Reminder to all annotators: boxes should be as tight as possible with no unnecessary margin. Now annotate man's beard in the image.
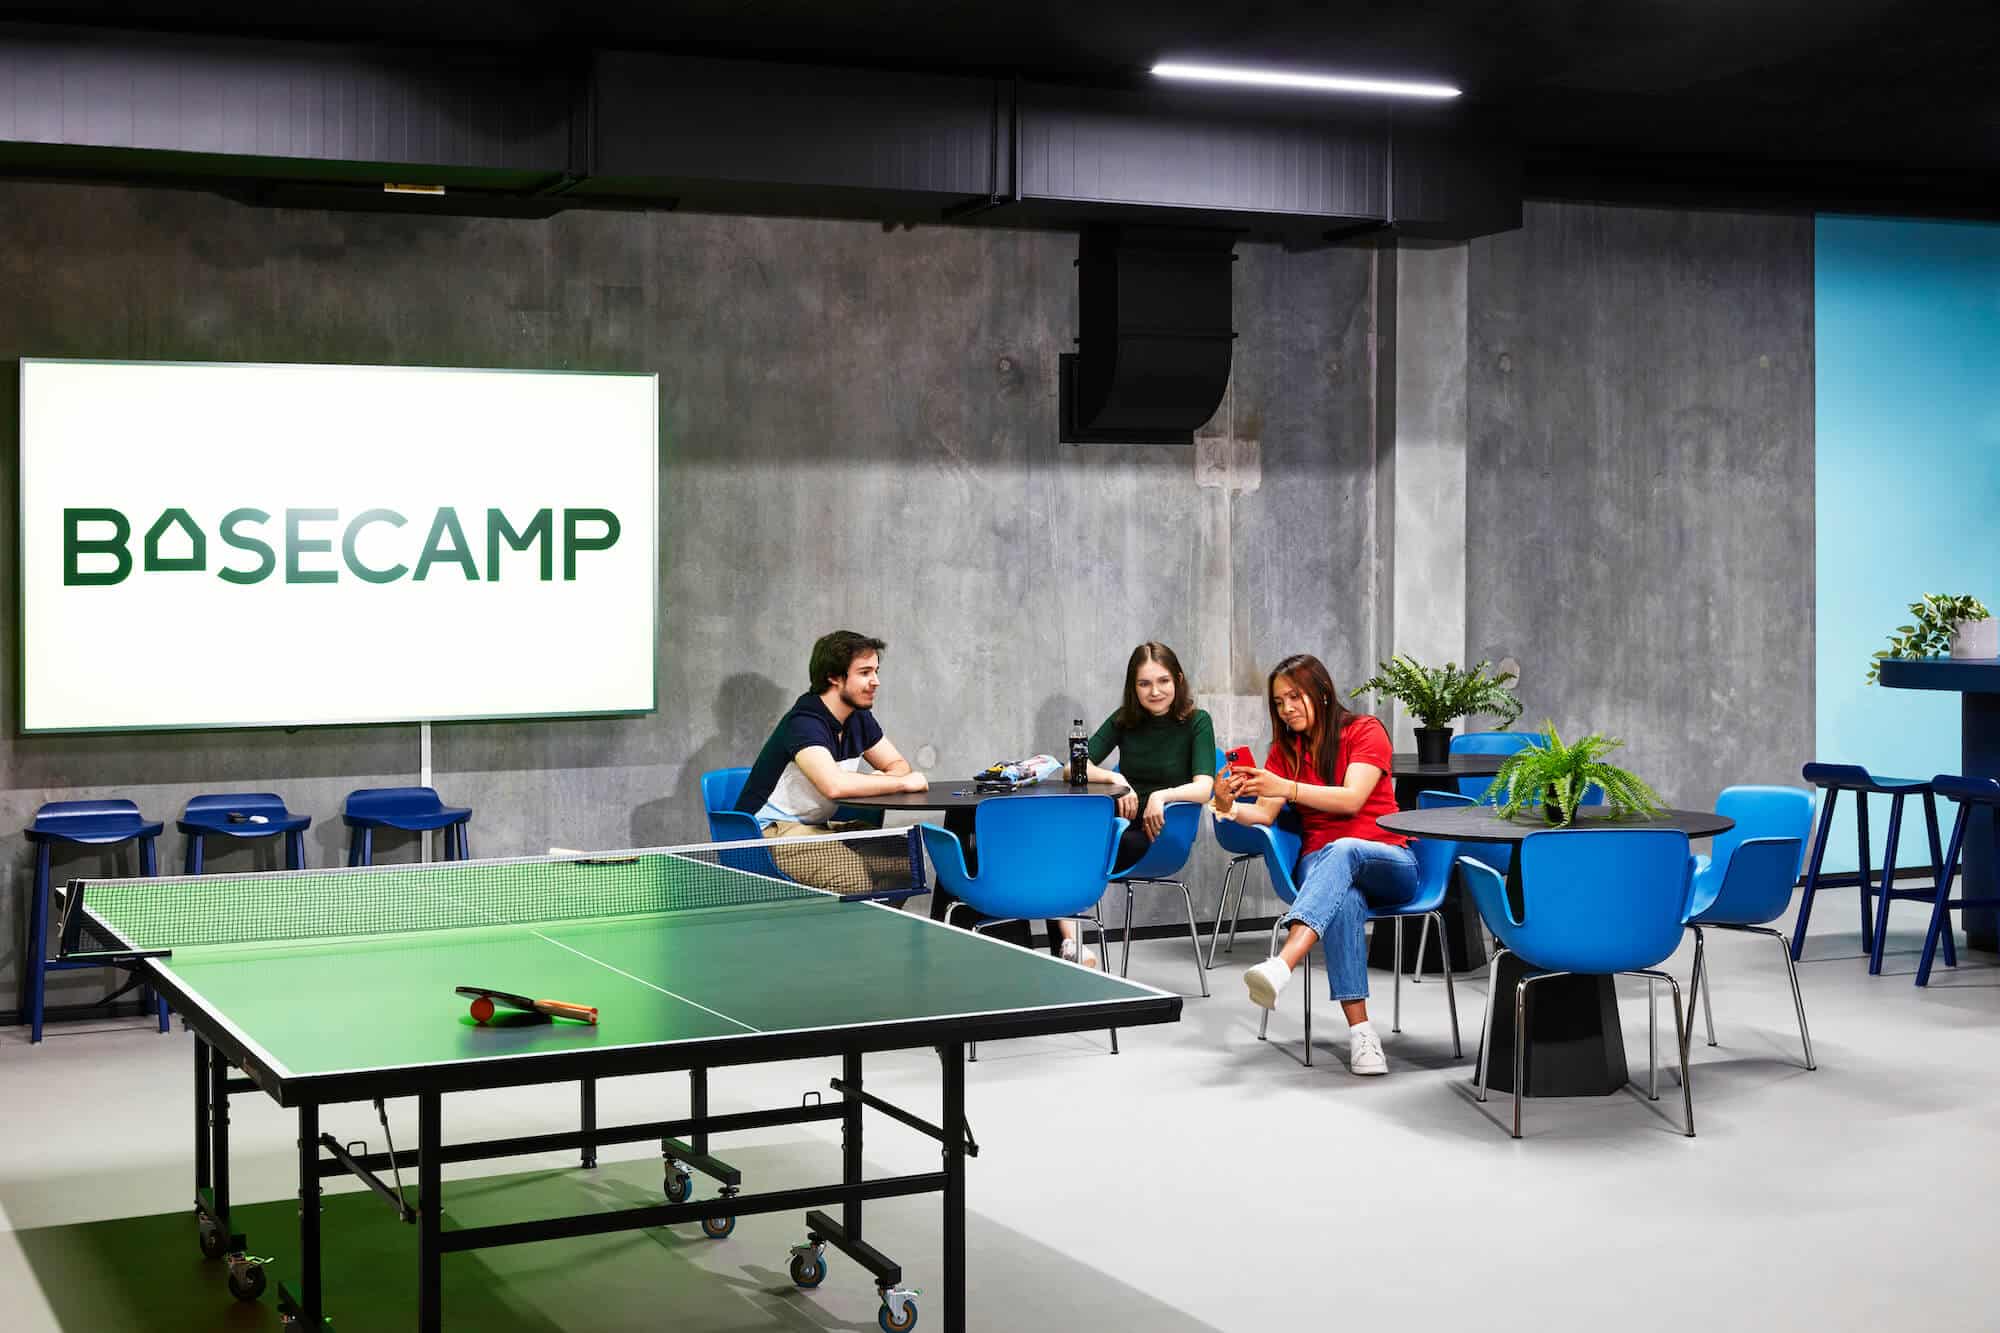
[840,684,872,710]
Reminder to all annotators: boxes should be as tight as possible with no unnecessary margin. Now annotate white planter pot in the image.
[1951,616,1999,659]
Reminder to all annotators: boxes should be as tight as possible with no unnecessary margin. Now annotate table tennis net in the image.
[63,826,927,953]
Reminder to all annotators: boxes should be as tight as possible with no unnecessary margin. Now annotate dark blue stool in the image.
[24,799,169,1043]
[1793,763,1948,974]
[1918,775,2000,986]
[178,793,311,874]
[343,786,472,865]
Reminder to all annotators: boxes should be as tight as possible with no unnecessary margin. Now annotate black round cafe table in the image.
[1373,804,1733,1098]
[1369,754,1512,973]
[839,780,1132,943]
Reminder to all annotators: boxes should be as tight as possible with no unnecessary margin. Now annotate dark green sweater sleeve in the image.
[1087,713,1120,764]
[1190,710,1217,779]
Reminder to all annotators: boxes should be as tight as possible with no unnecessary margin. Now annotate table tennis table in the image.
[57,832,1180,1332]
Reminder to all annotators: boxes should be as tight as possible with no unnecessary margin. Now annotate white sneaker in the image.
[1349,1024,1388,1076]
[1244,957,1292,1009]
[1059,937,1101,969]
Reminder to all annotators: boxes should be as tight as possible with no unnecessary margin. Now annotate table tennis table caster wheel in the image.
[197,1216,227,1259]
[226,1254,268,1302]
[664,1164,692,1203]
[787,1242,827,1288]
[700,1186,738,1239]
[877,1288,919,1332]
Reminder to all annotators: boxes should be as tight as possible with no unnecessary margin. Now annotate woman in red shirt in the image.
[1218,653,1417,1076]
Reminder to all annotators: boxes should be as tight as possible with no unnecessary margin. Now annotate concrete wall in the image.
[1,180,1383,1016]
[1465,200,1816,809]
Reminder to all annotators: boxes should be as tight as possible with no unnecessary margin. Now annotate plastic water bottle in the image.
[1068,719,1089,786]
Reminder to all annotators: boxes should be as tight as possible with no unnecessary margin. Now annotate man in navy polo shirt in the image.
[735,630,927,893]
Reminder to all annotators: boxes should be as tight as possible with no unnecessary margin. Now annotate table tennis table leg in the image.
[419,1092,443,1333]
[580,1078,597,1168]
[942,1041,966,1333]
[842,1053,863,1242]
[297,1104,323,1327]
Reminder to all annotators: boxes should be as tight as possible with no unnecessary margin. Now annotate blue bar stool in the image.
[178,793,312,874]
[1917,775,2000,986]
[24,799,168,1043]
[343,787,473,865]
[1793,763,1947,974]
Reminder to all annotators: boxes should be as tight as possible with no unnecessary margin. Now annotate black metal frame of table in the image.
[1374,805,1733,1098]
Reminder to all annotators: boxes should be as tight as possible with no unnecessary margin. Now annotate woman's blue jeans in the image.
[1276,837,1421,1002]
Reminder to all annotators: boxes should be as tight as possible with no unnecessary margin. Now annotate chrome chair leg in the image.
[1740,924,1816,1070]
[1301,949,1313,1067]
[1257,919,1282,1043]
[1695,926,1716,1046]
[1173,879,1210,997]
[1474,949,1506,1096]
[1647,977,1658,1100]
[1412,911,1431,983]
[1224,860,1249,957]
[1512,976,1531,1138]
[1391,918,1403,1033]
[1435,912,1461,1057]
[1668,974,1695,1137]
[1120,882,1138,977]
[1206,861,1235,969]
[1094,912,1120,1056]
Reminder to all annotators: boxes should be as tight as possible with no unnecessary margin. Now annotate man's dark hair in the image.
[809,631,888,693]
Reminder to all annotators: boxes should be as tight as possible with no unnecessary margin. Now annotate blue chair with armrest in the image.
[1683,785,1815,1067]
[919,794,1123,1059]
[1107,747,1219,997]
[1459,828,1698,1139]
[700,766,790,881]
[1450,731,1537,801]
[1236,791,1470,1066]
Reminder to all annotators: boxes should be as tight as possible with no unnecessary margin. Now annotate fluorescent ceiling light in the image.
[1151,61,1460,100]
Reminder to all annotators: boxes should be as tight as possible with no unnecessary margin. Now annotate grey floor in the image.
[3,892,1994,1333]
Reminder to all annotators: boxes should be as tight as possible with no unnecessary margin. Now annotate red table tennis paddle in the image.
[456,986,598,1025]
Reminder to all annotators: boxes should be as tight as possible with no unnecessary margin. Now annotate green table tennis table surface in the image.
[76,853,1176,1102]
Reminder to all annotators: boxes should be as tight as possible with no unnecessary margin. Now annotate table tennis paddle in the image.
[456,986,598,1025]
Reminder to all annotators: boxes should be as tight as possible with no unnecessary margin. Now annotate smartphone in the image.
[1225,745,1254,771]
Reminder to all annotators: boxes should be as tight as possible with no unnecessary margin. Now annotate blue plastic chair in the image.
[1460,828,1698,1138]
[699,766,790,881]
[1683,786,1815,1067]
[919,794,1124,1058]
[1451,730,1537,801]
[1228,795,1466,1067]
[1108,746,1220,997]
[342,787,472,865]
[1917,775,2000,987]
[24,799,169,1043]
[178,793,311,875]
[1792,763,1945,972]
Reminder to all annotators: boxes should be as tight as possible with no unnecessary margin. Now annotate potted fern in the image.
[1868,593,1996,682]
[1350,655,1523,765]
[1483,723,1667,827]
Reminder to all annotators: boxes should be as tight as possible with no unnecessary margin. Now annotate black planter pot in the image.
[1413,726,1453,766]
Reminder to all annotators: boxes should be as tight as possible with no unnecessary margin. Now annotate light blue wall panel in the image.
[1816,215,2000,873]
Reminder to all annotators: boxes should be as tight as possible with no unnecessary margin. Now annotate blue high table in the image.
[1877,656,2000,950]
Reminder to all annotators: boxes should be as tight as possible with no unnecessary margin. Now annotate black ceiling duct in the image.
[1060,225,1238,445]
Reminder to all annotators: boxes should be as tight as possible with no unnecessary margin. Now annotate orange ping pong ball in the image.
[470,995,495,1024]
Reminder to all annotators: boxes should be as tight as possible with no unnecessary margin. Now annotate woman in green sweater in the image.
[1054,641,1217,966]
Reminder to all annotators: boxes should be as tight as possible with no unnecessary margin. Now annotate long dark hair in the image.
[1266,653,1354,780]
[1116,642,1196,730]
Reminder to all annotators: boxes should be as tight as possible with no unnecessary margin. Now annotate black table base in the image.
[1476,957,1630,1097]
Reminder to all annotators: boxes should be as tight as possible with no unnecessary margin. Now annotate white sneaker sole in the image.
[1349,1058,1389,1076]
[1245,965,1281,1010]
